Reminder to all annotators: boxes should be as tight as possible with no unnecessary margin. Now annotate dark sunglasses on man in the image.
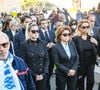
[0,42,9,48]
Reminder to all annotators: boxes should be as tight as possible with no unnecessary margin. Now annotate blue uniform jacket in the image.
[12,55,36,90]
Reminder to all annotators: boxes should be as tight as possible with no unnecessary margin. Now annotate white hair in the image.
[0,32,9,42]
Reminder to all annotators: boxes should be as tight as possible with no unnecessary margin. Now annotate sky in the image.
[0,0,99,13]
[48,0,100,10]
[48,0,73,9]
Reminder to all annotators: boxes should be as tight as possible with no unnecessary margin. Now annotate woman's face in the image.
[28,26,39,41]
[80,22,90,35]
[60,30,71,42]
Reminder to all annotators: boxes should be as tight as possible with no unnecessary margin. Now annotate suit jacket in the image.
[92,27,100,56]
[4,29,15,41]
[39,29,55,43]
[13,28,26,56]
[51,41,79,75]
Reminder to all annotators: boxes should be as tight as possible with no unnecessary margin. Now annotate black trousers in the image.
[56,72,77,90]
[77,64,95,90]
[33,74,48,90]
[98,83,100,90]
[46,51,54,90]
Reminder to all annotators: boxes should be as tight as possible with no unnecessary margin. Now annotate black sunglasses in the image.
[31,30,39,34]
[0,42,9,48]
[62,33,71,37]
[81,26,90,29]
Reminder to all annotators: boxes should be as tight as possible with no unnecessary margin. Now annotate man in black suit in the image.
[88,14,100,59]
[39,18,55,90]
[13,15,32,57]
[88,13,100,90]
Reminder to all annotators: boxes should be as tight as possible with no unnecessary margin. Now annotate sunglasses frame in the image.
[0,42,9,48]
[62,33,71,37]
[31,30,39,34]
[81,26,90,29]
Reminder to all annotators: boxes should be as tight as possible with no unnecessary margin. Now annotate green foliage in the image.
[21,0,56,10]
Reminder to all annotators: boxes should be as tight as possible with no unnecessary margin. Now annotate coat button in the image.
[32,53,34,56]
[40,58,42,60]
[33,59,35,61]
[41,52,44,55]
[40,63,42,65]
[40,68,42,71]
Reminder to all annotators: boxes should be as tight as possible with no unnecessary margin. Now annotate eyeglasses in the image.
[81,26,90,29]
[62,33,71,37]
[0,42,9,48]
[31,30,39,34]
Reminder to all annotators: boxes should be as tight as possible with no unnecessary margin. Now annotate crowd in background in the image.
[0,2,100,90]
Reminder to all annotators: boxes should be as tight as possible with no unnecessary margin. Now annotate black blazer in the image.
[39,29,55,43]
[73,36,97,65]
[92,27,100,56]
[51,41,79,75]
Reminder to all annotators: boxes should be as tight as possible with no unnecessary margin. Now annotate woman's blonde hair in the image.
[76,19,90,36]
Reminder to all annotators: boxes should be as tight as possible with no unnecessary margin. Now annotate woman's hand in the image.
[36,74,43,81]
[67,69,76,76]
[90,37,98,46]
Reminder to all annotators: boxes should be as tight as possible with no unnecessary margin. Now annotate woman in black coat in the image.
[73,19,98,90]
[20,24,49,90]
[51,26,79,90]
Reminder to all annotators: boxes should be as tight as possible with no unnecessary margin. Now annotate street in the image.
[50,65,100,90]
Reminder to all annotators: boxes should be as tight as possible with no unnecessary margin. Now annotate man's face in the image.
[88,16,95,28]
[40,20,48,29]
[23,18,32,28]
[0,37,10,60]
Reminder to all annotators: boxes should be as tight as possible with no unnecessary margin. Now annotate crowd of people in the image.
[0,2,100,90]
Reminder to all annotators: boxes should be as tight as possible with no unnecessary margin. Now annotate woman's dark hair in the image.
[69,19,78,26]
[27,23,38,32]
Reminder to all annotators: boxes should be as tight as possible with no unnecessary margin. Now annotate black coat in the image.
[51,41,79,76]
[20,39,49,77]
[92,27,100,56]
[73,36,97,75]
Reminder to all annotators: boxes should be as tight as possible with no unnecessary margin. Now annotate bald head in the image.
[0,32,9,44]
[0,32,10,60]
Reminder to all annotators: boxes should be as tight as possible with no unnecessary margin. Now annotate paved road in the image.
[50,65,100,90]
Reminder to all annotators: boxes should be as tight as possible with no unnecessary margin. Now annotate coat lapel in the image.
[58,43,70,59]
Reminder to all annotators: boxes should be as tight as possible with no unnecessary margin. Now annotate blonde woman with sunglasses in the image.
[73,19,98,90]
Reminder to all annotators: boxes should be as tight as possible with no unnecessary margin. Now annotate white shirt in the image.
[11,30,16,36]
[61,42,71,58]
[41,29,50,38]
